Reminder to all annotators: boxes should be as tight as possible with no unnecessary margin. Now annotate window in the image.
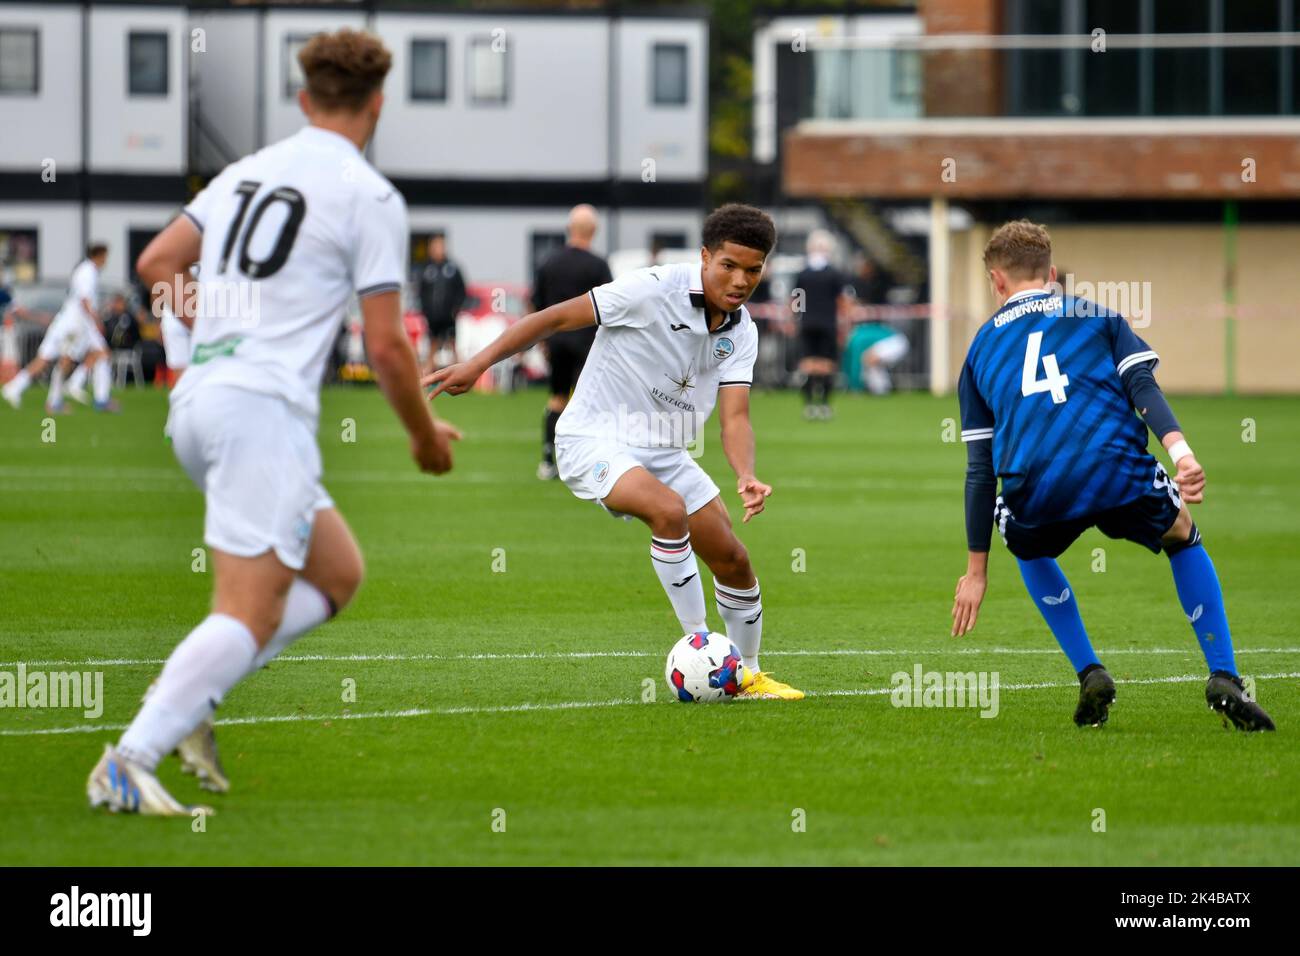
[650,231,688,256]
[652,43,687,105]
[468,36,508,105]
[530,232,566,280]
[0,29,38,94]
[411,39,448,102]
[0,227,39,283]
[284,34,313,99]
[1152,0,1211,116]
[128,31,167,96]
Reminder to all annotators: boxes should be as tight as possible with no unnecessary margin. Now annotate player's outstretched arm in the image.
[423,293,596,398]
[1122,363,1203,502]
[363,290,459,475]
[136,216,202,329]
[718,386,771,523]
[953,423,995,636]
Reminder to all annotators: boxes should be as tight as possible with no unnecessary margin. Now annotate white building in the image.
[1,1,710,291]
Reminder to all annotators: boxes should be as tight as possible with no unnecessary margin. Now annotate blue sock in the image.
[1017,557,1100,674]
[1167,538,1237,676]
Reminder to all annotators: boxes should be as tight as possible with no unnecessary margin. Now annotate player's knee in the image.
[650,492,689,537]
[711,539,751,582]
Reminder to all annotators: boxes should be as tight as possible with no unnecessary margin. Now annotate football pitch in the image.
[1,386,1297,866]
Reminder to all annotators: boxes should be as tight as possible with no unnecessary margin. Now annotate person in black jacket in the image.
[531,204,612,479]
[792,230,853,420]
[416,231,467,374]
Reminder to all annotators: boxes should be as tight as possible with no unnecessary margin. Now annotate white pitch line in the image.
[3,646,1299,669]
[3,672,1297,738]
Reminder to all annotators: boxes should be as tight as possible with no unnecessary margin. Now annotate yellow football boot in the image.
[737,669,805,700]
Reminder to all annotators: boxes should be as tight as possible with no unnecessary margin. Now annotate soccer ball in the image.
[665,631,744,703]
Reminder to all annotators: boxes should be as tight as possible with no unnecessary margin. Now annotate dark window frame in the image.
[410,37,449,103]
[0,27,39,96]
[651,41,688,107]
[127,30,169,97]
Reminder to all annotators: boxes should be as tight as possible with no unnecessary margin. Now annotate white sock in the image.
[47,364,66,407]
[865,364,891,395]
[92,359,111,403]
[5,368,30,397]
[651,533,707,634]
[67,364,88,393]
[118,614,258,769]
[248,578,334,673]
[715,579,762,672]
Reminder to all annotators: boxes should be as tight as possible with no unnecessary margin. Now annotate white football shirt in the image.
[172,125,408,421]
[57,259,99,326]
[556,262,758,449]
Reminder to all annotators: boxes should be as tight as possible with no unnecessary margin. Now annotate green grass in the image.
[1,385,1297,865]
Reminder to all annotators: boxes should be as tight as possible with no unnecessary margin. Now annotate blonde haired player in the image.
[87,29,460,815]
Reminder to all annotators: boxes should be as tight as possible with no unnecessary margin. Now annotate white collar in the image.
[1002,287,1052,306]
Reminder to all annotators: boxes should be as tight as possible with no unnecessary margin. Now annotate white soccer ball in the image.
[665,631,744,703]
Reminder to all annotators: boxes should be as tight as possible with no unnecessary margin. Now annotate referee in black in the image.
[531,204,612,479]
[793,229,853,421]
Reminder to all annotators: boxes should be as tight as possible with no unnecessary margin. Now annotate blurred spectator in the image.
[793,230,853,420]
[531,204,612,480]
[103,293,141,350]
[416,231,467,374]
[843,323,910,395]
[851,253,893,306]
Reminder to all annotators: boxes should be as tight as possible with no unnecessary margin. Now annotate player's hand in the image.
[412,420,461,474]
[422,362,480,399]
[951,572,987,637]
[737,475,772,523]
[1174,454,1205,504]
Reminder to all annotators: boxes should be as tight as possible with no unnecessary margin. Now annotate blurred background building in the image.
[3,0,1299,394]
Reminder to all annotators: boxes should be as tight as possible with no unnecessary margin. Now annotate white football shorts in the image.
[167,384,333,570]
[555,435,720,519]
[36,316,103,362]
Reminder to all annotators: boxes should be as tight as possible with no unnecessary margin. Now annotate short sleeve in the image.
[351,185,409,299]
[589,268,660,329]
[182,178,218,234]
[717,321,759,388]
[958,357,994,442]
[1111,314,1159,377]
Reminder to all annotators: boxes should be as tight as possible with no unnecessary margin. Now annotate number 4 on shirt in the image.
[1021,330,1069,405]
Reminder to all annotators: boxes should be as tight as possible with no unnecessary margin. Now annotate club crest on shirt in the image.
[713,337,734,361]
[593,461,610,483]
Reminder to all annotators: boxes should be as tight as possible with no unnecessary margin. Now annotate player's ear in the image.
[1047,264,1057,286]
[297,88,312,119]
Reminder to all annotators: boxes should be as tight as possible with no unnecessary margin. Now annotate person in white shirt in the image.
[2,244,114,412]
[427,204,803,700]
[87,29,460,816]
